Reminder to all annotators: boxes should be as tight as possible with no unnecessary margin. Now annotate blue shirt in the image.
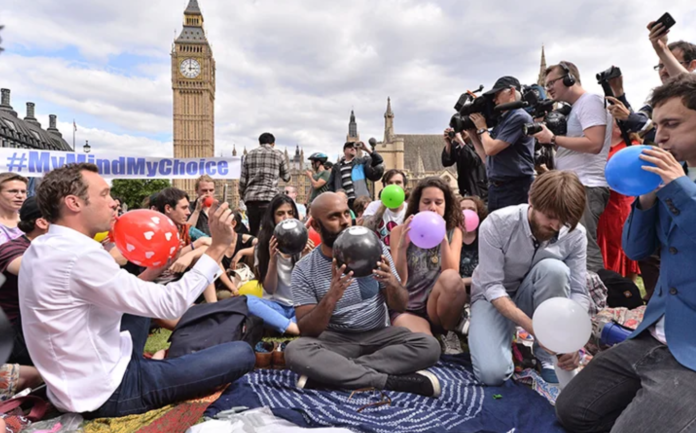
[487,109,535,181]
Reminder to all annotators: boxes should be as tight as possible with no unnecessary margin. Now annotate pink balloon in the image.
[410,211,446,249]
[463,209,480,232]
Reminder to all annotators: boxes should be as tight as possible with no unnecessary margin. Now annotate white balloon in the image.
[532,297,591,354]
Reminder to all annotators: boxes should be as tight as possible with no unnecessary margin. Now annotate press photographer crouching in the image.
[534,61,612,273]
[465,76,536,212]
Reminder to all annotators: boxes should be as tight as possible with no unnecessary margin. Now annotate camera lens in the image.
[522,123,543,136]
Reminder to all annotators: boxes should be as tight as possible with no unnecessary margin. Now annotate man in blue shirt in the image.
[556,73,696,433]
[468,76,536,212]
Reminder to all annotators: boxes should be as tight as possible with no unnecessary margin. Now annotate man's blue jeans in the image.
[86,314,255,418]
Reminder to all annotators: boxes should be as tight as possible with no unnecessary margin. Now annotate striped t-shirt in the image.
[339,160,356,199]
[292,242,399,332]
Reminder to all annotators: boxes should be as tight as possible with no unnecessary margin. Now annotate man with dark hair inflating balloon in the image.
[285,192,442,397]
[18,163,255,417]
[556,73,696,433]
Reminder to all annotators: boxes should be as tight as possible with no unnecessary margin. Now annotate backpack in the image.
[166,296,263,358]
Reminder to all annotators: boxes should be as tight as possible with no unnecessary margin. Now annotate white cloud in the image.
[2,0,696,161]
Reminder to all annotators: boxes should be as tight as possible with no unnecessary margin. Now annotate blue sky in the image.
[1,0,695,158]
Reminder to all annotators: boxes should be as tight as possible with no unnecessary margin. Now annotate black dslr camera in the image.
[596,66,622,84]
[448,86,497,136]
[520,84,570,137]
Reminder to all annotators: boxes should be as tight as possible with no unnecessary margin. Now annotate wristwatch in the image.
[550,135,557,145]
[476,128,488,136]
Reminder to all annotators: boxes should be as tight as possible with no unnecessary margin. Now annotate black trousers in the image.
[246,200,270,237]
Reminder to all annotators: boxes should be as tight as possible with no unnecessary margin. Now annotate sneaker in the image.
[539,360,559,384]
[442,331,463,355]
[454,304,471,335]
[384,371,441,398]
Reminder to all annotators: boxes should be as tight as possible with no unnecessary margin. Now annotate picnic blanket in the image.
[82,389,224,433]
[205,355,566,433]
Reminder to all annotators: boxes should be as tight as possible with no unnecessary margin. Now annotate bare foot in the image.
[152,349,167,360]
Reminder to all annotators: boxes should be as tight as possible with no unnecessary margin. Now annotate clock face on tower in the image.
[180,58,201,79]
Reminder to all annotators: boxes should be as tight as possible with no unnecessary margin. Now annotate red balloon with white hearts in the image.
[111,210,181,267]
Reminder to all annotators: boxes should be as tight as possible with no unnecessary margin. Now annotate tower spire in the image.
[537,44,547,86]
[185,0,202,15]
[384,97,394,142]
[347,109,358,142]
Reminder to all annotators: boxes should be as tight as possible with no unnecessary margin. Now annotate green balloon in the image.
[381,185,405,209]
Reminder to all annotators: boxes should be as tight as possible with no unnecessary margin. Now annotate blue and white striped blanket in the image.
[206,355,567,433]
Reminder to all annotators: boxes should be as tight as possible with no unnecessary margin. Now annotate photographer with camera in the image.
[534,62,612,273]
[327,141,383,210]
[466,76,536,213]
[441,129,488,201]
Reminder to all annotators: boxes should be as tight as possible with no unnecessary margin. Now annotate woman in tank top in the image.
[390,177,467,336]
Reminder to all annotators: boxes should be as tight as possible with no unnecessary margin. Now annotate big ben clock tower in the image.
[172,0,215,195]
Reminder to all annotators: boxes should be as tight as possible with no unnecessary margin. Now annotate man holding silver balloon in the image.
[468,170,590,386]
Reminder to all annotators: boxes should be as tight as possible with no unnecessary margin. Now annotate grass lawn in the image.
[145,329,172,354]
[144,328,296,354]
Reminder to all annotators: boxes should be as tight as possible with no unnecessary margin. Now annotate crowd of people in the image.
[1,19,695,433]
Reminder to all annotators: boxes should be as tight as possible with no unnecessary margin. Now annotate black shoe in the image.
[296,375,338,391]
[384,371,441,398]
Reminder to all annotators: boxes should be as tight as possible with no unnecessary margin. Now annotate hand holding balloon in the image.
[396,216,413,251]
[203,196,214,208]
[330,259,354,298]
[639,146,686,186]
[604,145,661,196]
[372,255,398,288]
[269,236,279,261]
[532,298,592,389]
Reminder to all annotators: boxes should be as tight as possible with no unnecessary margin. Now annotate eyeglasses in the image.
[545,76,567,90]
[654,61,689,71]
[2,189,27,196]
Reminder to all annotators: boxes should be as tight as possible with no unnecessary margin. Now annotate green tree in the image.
[110,179,171,210]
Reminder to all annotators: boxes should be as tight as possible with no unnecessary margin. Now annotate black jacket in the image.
[442,142,488,201]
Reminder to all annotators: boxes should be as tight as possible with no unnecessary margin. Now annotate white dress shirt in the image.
[18,224,221,413]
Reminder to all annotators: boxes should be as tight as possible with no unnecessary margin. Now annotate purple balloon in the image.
[410,211,446,249]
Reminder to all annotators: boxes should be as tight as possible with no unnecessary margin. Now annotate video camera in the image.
[518,85,569,137]
[448,85,497,135]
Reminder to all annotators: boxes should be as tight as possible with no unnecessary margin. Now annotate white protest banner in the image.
[0,148,241,179]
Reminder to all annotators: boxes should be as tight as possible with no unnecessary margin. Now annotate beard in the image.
[530,213,559,242]
[316,219,346,248]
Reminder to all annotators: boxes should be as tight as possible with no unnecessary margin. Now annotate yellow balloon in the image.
[238,280,263,298]
[94,231,110,242]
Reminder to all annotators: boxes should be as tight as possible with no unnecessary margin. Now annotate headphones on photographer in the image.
[559,62,577,87]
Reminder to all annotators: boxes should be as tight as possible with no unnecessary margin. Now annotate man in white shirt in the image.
[19,163,255,417]
[534,61,612,273]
